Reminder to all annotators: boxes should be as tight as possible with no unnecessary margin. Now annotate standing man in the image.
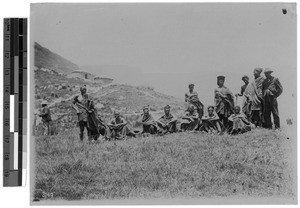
[235,75,250,117]
[262,68,283,129]
[244,67,265,127]
[214,76,235,129]
[38,100,52,136]
[185,84,204,119]
[73,85,100,141]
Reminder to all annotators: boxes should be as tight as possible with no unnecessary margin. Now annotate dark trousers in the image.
[218,114,228,130]
[263,97,280,129]
[78,120,90,140]
[250,110,263,127]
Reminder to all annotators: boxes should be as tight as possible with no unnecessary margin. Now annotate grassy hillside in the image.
[33,128,296,203]
[34,42,79,74]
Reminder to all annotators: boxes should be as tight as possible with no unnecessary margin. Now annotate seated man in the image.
[139,106,158,135]
[108,111,136,140]
[156,105,177,135]
[228,106,254,135]
[200,106,222,134]
[177,105,200,131]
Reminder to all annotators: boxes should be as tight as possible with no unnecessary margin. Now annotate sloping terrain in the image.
[34,42,79,74]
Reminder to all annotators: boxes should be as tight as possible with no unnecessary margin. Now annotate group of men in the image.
[38,67,283,140]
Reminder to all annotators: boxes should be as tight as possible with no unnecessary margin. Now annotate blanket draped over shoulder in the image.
[214,86,234,117]
[243,76,265,115]
[140,113,158,134]
[185,91,204,118]
[73,94,100,138]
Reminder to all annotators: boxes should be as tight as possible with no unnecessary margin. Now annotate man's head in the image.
[242,75,249,85]
[143,106,150,115]
[80,85,87,95]
[253,67,263,79]
[217,76,225,87]
[114,111,120,119]
[164,105,171,115]
[264,68,273,79]
[234,106,241,114]
[188,84,194,91]
[207,106,214,116]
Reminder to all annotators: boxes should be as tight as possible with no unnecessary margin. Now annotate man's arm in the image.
[275,78,283,98]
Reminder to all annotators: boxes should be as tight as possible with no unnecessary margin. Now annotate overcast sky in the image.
[31,3,297,120]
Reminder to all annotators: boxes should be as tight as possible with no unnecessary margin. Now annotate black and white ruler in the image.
[3,18,27,187]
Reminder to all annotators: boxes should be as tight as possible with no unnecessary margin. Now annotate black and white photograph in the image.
[30,3,297,204]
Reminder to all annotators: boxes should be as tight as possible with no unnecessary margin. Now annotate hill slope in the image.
[34,42,79,74]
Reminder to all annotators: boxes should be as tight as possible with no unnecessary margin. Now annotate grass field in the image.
[33,128,296,203]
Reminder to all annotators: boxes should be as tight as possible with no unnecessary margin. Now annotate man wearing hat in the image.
[139,105,158,135]
[38,100,52,136]
[262,68,283,129]
[214,76,234,129]
[73,85,100,141]
[243,67,265,127]
[185,84,204,119]
[157,105,177,135]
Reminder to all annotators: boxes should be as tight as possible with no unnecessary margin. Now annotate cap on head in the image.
[242,75,249,81]
[207,105,214,111]
[254,67,263,74]
[41,100,48,106]
[188,83,194,87]
[114,111,120,116]
[264,68,274,74]
[217,76,225,81]
[164,105,171,110]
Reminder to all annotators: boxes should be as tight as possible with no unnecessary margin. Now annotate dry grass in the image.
[33,128,296,202]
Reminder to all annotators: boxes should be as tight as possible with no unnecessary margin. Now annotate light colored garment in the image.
[214,86,234,117]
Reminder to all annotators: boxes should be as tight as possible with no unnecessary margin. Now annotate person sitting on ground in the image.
[200,106,222,134]
[228,106,254,135]
[177,105,200,132]
[107,111,136,140]
[139,106,158,135]
[157,105,177,135]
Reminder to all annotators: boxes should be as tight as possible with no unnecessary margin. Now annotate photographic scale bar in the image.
[3,18,27,187]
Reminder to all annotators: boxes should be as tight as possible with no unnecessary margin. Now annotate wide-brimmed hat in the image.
[264,68,274,74]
